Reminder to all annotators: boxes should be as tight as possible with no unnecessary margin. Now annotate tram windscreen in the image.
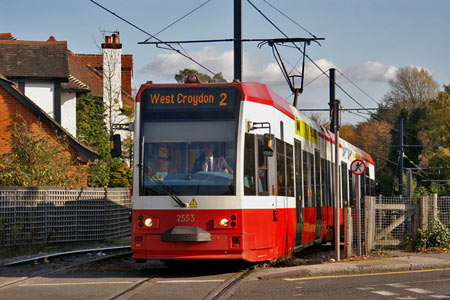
[139,86,241,196]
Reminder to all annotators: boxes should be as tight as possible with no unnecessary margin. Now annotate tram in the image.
[131,74,375,262]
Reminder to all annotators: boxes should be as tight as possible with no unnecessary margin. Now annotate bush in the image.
[0,114,84,187]
[407,219,450,251]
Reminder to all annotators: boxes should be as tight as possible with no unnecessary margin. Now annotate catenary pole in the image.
[234,0,242,82]
[334,99,341,261]
[330,68,340,261]
[399,118,404,200]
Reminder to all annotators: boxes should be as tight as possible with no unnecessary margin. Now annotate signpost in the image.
[350,159,366,256]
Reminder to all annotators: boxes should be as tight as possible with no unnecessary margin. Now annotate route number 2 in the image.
[219,93,227,106]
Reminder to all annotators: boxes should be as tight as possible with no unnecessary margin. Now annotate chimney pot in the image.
[105,35,111,43]
[112,33,119,44]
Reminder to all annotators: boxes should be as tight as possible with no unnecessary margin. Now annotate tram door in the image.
[294,140,303,246]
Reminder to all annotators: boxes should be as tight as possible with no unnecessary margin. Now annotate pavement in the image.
[254,251,450,279]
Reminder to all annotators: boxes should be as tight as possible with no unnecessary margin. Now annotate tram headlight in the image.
[219,218,229,227]
[144,218,153,227]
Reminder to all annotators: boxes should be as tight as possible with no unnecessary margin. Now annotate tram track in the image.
[205,268,254,300]
[0,247,328,299]
[0,246,133,290]
[0,246,132,267]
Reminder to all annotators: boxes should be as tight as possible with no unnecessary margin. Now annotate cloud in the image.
[138,47,235,81]
[138,46,422,90]
[341,61,398,82]
[139,46,333,88]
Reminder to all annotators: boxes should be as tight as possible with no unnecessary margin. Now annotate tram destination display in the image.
[142,86,239,113]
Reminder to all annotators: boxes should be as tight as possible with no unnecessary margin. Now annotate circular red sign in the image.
[350,159,366,175]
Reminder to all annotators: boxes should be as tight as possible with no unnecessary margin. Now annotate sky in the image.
[1,0,449,124]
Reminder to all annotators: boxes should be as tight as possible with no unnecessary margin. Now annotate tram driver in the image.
[147,143,178,175]
[191,143,233,174]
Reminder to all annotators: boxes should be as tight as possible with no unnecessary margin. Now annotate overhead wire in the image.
[403,154,431,180]
[246,1,407,168]
[344,110,370,121]
[263,0,317,39]
[143,0,212,43]
[247,0,378,118]
[303,69,328,88]
[251,3,429,177]
[335,69,381,106]
[90,0,217,76]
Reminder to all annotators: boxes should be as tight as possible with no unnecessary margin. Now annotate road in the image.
[230,268,450,300]
[0,260,247,300]
[1,257,450,300]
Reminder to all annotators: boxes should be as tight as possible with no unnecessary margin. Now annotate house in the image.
[0,33,134,137]
[0,74,100,186]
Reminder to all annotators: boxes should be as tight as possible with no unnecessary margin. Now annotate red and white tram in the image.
[131,75,375,262]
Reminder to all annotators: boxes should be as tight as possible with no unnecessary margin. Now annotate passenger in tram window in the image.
[147,143,178,175]
[191,143,233,174]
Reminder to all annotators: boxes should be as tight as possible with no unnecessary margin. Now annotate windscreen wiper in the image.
[138,164,188,208]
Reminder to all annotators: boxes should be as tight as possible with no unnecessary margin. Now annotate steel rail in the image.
[0,245,131,267]
[205,269,254,300]
[0,247,133,290]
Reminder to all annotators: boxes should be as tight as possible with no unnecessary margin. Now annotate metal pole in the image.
[329,68,335,133]
[399,118,404,200]
[407,168,412,201]
[334,99,340,261]
[234,0,242,82]
[355,175,361,256]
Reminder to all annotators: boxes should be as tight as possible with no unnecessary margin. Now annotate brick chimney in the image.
[102,33,122,109]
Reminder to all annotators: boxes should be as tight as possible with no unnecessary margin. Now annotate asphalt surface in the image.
[1,249,450,300]
[254,250,450,279]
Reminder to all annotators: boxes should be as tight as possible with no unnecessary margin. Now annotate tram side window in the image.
[331,163,335,207]
[286,144,294,197]
[321,158,327,207]
[303,150,313,207]
[295,141,303,208]
[341,162,348,207]
[349,171,355,207]
[370,179,376,196]
[244,133,256,195]
[365,174,370,197]
[366,168,374,196]
[257,135,269,195]
[314,149,321,207]
[360,174,366,200]
[326,160,331,207]
[276,139,286,196]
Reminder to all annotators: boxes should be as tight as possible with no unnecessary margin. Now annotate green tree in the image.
[0,115,84,187]
[373,67,439,195]
[77,93,110,187]
[418,84,450,192]
[77,93,109,156]
[174,68,227,83]
[76,93,131,187]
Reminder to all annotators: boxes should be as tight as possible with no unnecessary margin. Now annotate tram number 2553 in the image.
[177,214,195,223]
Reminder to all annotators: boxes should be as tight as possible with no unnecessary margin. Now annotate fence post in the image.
[413,197,419,236]
[432,193,438,223]
[365,196,375,255]
[344,207,352,258]
[420,196,428,232]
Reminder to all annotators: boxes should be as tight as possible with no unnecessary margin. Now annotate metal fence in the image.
[361,195,450,253]
[350,204,365,256]
[0,187,132,247]
[426,196,450,232]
